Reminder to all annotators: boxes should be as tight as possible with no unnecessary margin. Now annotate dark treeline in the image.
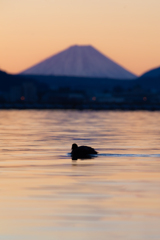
[0,70,160,110]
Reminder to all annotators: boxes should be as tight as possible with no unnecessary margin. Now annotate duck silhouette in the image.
[71,143,98,160]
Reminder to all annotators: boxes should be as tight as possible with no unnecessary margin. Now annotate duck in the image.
[71,143,98,160]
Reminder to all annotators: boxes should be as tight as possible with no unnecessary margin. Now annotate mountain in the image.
[20,45,136,79]
[140,66,160,78]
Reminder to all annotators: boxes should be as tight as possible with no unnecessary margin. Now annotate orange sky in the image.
[1,0,160,76]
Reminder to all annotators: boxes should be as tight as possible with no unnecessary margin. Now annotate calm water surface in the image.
[0,110,160,240]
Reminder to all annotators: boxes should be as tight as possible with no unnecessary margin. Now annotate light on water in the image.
[0,110,160,240]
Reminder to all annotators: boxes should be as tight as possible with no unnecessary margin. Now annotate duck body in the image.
[71,143,98,160]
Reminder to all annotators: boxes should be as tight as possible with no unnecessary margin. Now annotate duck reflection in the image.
[71,143,98,160]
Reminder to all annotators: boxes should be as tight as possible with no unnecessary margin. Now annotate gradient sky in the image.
[1,0,160,76]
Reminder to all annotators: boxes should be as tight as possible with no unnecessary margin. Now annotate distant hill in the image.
[0,70,47,92]
[20,45,136,79]
[2,63,160,97]
[25,74,160,93]
[140,66,160,78]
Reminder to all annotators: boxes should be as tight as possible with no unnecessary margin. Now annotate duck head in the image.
[72,143,78,151]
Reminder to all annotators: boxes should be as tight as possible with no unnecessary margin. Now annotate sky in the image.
[1,0,160,76]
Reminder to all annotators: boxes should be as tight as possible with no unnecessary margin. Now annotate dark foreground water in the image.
[0,110,160,240]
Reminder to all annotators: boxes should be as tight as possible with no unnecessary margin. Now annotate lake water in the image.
[0,110,160,240]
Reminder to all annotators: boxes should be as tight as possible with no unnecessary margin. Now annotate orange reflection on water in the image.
[0,110,160,239]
